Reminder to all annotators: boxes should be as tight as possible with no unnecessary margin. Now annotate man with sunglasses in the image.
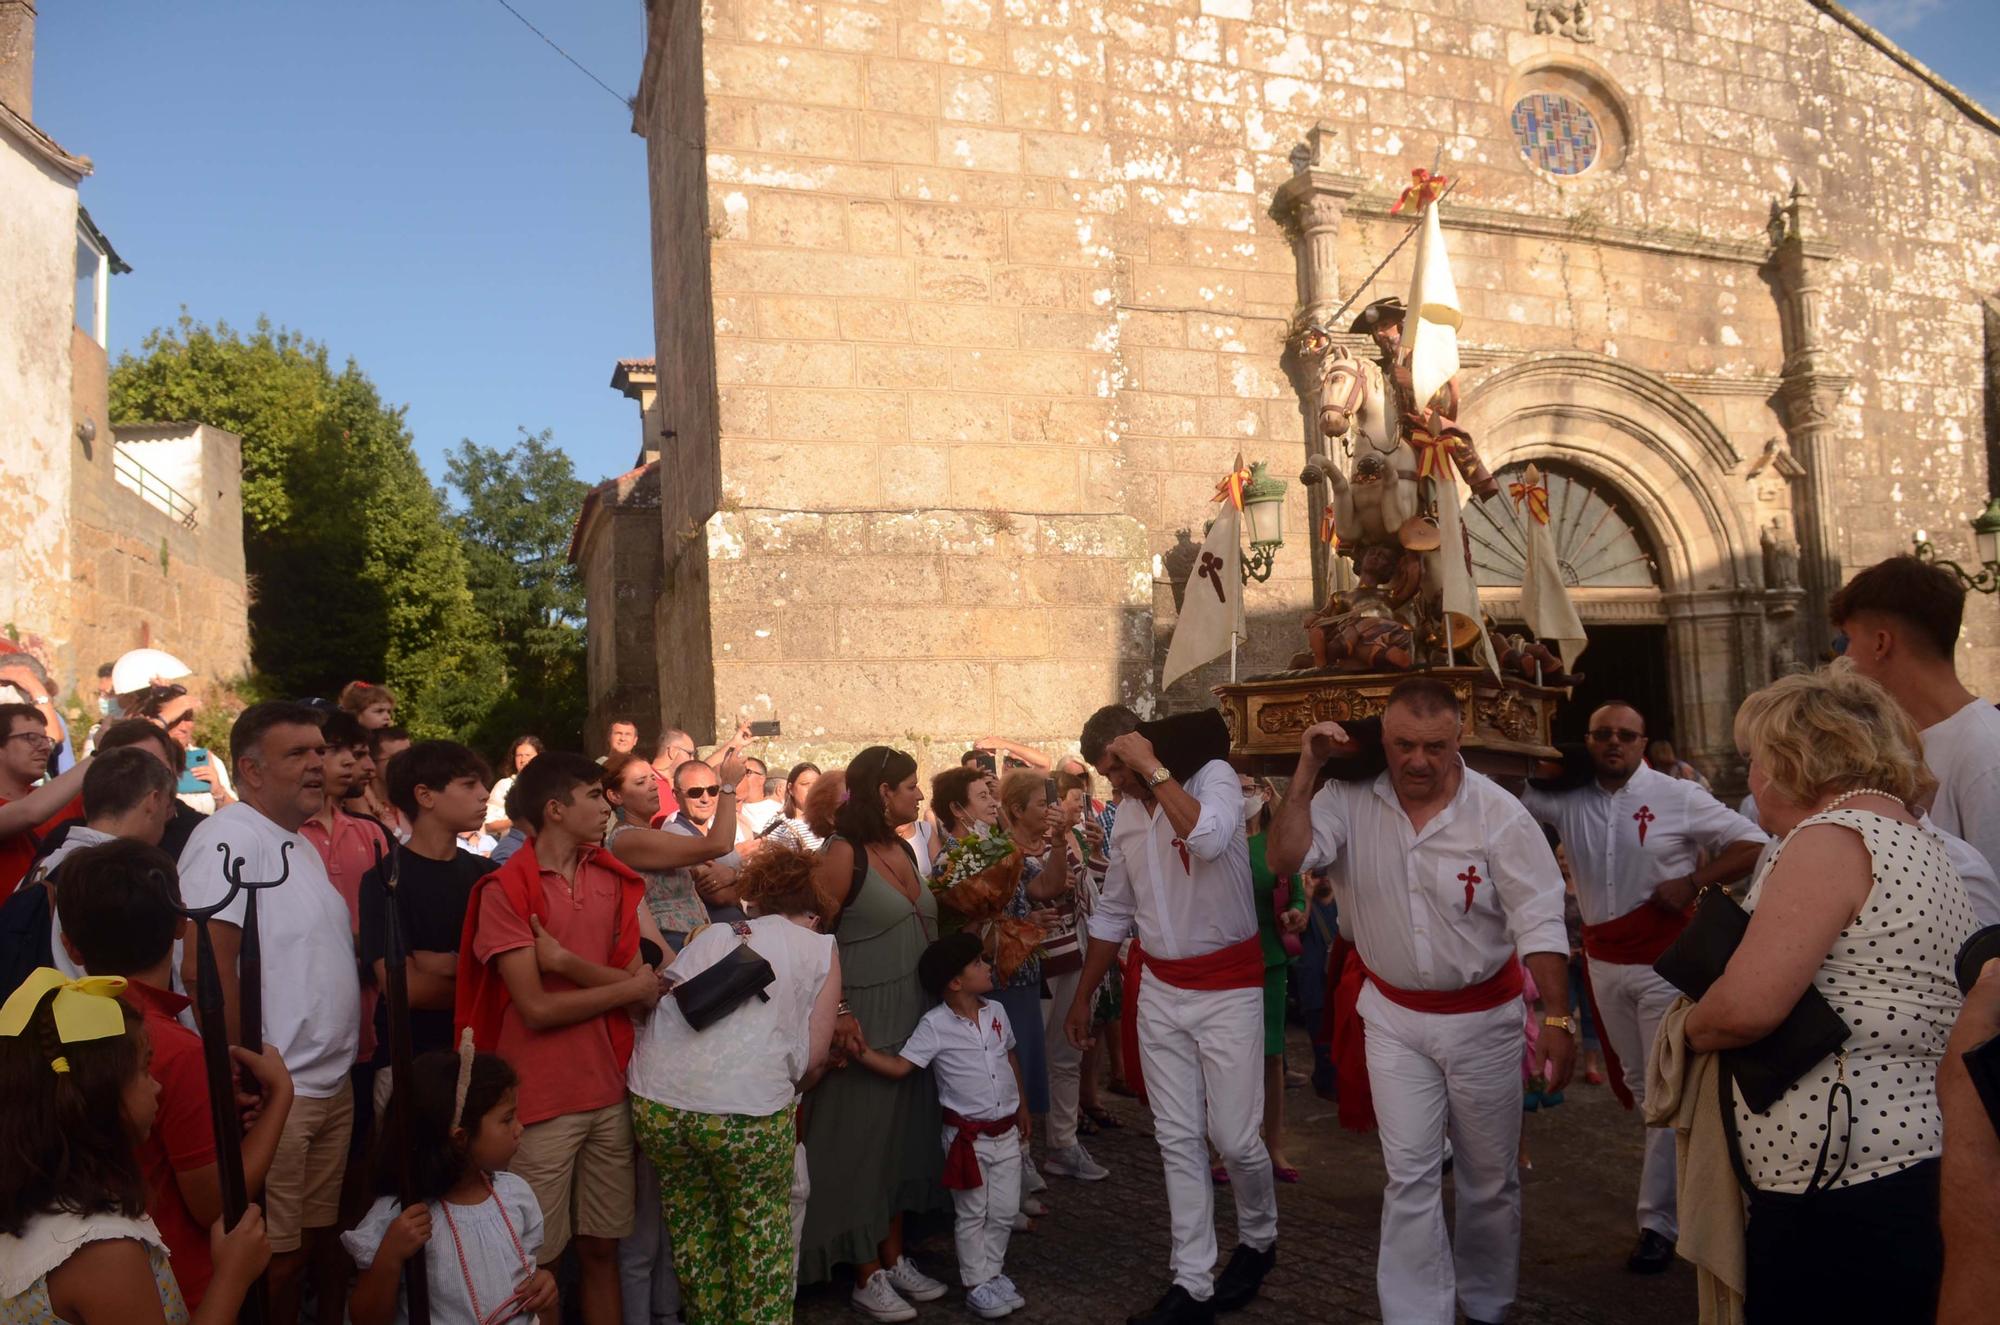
[1521,702,1766,1275]
[664,759,744,924]
[0,702,90,894]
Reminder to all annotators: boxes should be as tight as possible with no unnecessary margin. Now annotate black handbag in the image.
[1654,885,1852,1114]
[671,922,776,1032]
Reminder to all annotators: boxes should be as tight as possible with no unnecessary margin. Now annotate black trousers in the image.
[1745,1158,1942,1324]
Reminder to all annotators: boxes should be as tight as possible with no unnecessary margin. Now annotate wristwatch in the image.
[1148,766,1172,787]
[1543,1014,1578,1035]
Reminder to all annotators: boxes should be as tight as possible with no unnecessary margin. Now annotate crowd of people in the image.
[1,551,1999,1325]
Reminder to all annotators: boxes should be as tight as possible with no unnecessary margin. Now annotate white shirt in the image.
[1920,698,2000,893]
[1086,759,1254,960]
[899,997,1019,1122]
[1522,763,1768,927]
[341,1171,544,1325]
[738,799,783,839]
[1301,762,1569,991]
[628,914,834,1117]
[178,802,360,1098]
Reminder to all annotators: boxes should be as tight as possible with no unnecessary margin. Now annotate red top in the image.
[0,793,85,893]
[455,841,646,1125]
[125,979,218,1306]
[299,807,390,1060]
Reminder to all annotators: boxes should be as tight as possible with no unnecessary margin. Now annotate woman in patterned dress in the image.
[1684,664,1979,1323]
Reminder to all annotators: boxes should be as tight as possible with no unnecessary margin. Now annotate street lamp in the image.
[1240,462,1287,583]
[1912,495,2000,595]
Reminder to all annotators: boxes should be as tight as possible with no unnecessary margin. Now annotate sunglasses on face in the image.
[1587,728,1645,744]
[682,785,720,798]
[169,712,198,727]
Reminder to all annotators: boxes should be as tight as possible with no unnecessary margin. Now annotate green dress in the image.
[798,861,948,1284]
[1248,832,1306,1058]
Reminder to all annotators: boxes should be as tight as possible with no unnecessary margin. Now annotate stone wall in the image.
[67,422,251,686]
[644,0,2000,775]
[0,129,78,657]
[575,463,665,755]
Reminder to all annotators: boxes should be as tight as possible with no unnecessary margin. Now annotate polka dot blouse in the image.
[1733,808,1978,1194]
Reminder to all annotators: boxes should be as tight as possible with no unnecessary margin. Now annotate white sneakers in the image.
[1042,1142,1110,1181]
[993,1274,1027,1309]
[851,1270,917,1322]
[966,1279,1014,1319]
[1022,1155,1048,1193]
[885,1256,949,1303]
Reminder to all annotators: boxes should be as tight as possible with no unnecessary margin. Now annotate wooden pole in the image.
[354,817,432,1325]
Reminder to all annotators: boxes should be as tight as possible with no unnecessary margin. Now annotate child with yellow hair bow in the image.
[0,968,268,1324]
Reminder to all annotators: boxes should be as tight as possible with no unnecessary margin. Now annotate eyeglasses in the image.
[1586,728,1645,744]
[4,731,52,748]
[682,786,720,798]
[168,711,197,727]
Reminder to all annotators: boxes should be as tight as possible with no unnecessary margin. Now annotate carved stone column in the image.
[1272,125,1364,604]
[1765,182,1853,655]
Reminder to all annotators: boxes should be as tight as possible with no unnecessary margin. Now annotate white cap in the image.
[110,648,193,695]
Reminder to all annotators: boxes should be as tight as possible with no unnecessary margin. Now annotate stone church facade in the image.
[620,0,2000,783]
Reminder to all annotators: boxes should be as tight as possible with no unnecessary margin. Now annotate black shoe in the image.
[1213,1241,1277,1312]
[1126,1284,1218,1325]
[1626,1228,1676,1274]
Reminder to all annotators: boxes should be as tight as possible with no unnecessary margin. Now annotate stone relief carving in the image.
[1528,0,1597,42]
[1760,519,1801,592]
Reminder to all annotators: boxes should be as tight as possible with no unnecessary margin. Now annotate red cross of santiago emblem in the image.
[1458,863,1482,913]
[1634,805,1655,845]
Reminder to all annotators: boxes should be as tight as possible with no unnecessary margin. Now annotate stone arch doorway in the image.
[1456,353,1763,783]
[1465,461,1675,744]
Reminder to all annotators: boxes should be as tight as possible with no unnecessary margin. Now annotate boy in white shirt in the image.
[856,931,1031,1321]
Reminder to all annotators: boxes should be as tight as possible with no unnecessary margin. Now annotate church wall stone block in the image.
[637,0,2000,780]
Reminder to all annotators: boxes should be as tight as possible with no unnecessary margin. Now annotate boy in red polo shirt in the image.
[54,837,295,1307]
[0,702,88,894]
[456,752,666,1325]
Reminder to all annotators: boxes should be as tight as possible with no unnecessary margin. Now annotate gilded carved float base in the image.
[1214,667,1567,779]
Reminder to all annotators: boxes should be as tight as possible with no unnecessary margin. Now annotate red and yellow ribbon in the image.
[1509,479,1550,525]
[1389,168,1449,216]
[1409,431,1455,483]
[1213,463,1252,510]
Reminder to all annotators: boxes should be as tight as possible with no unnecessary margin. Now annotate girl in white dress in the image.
[346,1036,557,1325]
[0,969,268,1325]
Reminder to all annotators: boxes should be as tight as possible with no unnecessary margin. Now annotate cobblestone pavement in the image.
[795,1033,1697,1324]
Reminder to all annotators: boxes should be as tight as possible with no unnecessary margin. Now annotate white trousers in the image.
[1586,956,1681,1239]
[1359,982,1522,1325]
[944,1127,1022,1287]
[620,1145,683,1325]
[1136,978,1278,1299]
[1042,968,1084,1150]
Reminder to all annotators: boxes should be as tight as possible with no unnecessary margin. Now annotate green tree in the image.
[110,315,503,736]
[442,428,589,752]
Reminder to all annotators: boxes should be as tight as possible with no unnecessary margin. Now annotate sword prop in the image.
[1316,178,1462,335]
[178,842,291,1325]
[351,814,432,1325]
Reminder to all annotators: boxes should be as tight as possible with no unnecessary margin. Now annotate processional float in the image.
[1202,169,1590,776]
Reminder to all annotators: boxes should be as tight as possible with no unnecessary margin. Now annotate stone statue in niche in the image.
[1761,519,1801,591]
[1161,528,1200,613]
[1528,0,1598,42]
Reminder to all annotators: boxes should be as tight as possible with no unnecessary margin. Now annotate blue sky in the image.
[33,1,2000,489]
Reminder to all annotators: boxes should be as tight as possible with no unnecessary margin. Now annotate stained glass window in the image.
[1510,92,1600,176]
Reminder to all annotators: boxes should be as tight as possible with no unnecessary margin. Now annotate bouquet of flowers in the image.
[929,824,1042,982]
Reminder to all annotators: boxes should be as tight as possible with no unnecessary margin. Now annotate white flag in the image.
[1515,464,1588,671]
[1434,463,1501,677]
[1402,201,1463,413]
[1163,500,1247,689]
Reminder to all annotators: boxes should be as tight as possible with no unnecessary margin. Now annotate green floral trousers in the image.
[630,1097,797,1325]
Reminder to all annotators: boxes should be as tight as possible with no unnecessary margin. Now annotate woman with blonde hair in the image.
[1683,662,1979,1323]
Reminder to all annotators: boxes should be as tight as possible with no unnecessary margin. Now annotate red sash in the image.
[1576,903,1689,1111]
[1325,950,1526,1134]
[1117,935,1264,1106]
[940,1110,1019,1190]
[1366,955,1524,1014]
